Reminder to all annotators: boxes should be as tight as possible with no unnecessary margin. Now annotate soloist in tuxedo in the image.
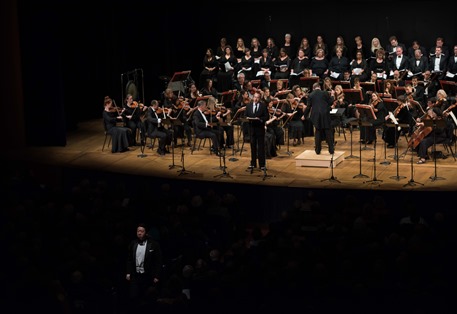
[245,91,269,169]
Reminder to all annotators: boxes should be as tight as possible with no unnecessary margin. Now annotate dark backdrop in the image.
[14,0,457,146]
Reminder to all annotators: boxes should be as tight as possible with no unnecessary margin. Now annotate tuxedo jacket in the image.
[245,101,269,128]
[126,237,163,280]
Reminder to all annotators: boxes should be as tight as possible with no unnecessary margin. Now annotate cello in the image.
[407,112,433,149]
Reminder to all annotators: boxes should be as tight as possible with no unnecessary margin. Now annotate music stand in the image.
[439,80,457,97]
[280,112,296,157]
[299,77,319,91]
[218,90,237,107]
[345,120,360,159]
[177,133,195,176]
[425,119,447,181]
[332,81,351,89]
[355,104,376,151]
[394,86,406,99]
[330,108,346,140]
[343,89,364,105]
[168,70,192,95]
[364,137,382,185]
[360,82,376,94]
[353,118,371,179]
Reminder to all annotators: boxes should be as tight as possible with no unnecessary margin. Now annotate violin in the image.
[156,107,171,115]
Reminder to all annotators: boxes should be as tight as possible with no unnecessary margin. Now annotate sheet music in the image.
[449,111,457,126]
[256,70,265,77]
[446,71,455,78]
[330,72,340,79]
[376,73,387,79]
[224,62,232,72]
[352,68,362,75]
[330,109,338,114]
[388,111,402,131]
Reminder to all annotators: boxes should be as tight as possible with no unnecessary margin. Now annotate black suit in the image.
[146,107,171,154]
[245,101,269,168]
[305,88,335,154]
[193,109,220,151]
[126,236,163,309]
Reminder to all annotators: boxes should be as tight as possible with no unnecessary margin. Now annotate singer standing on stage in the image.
[245,91,269,170]
[305,82,335,155]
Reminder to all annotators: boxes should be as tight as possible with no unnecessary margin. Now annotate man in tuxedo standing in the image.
[245,91,269,170]
[305,82,335,155]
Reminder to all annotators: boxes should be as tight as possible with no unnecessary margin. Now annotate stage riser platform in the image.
[295,150,345,168]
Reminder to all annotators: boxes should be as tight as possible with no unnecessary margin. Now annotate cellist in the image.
[415,107,449,164]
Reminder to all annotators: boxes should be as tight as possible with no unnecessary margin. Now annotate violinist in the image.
[215,102,234,149]
[169,95,193,148]
[193,99,221,155]
[383,95,410,148]
[233,89,251,140]
[122,94,146,146]
[415,107,449,164]
[292,84,313,137]
[359,92,387,145]
[283,92,305,146]
[162,88,179,112]
[331,85,357,131]
[430,89,448,111]
[405,83,425,135]
[265,90,285,152]
[103,96,133,153]
[146,100,172,156]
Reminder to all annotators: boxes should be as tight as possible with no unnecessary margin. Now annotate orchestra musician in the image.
[292,84,313,137]
[359,92,388,144]
[169,96,193,147]
[383,95,410,148]
[146,100,172,155]
[103,96,133,153]
[283,92,305,146]
[415,107,450,164]
[193,99,221,156]
[263,87,285,149]
[122,93,147,146]
[233,89,251,142]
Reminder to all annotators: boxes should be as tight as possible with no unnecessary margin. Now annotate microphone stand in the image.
[214,146,233,179]
[137,125,147,158]
[321,152,340,183]
[168,129,181,170]
[178,136,194,176]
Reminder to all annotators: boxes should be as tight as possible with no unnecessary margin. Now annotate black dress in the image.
[103,110,133,153]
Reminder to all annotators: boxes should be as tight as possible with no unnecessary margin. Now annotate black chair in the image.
[102,123,112,152]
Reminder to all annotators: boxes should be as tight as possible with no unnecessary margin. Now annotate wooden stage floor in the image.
[6,119,457,192]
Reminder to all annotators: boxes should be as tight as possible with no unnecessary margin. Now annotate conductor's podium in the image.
[295,150,345,168]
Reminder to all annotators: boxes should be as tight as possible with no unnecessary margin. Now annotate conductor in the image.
[305,82,335,154]
[245,91,269,170]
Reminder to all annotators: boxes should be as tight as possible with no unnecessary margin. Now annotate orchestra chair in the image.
[191,121,212,155]
[102,123,112,152]
[435,125,456,161]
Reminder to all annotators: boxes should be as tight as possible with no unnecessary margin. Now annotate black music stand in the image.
[353,119,371,179]
[364,137,382,185]
[360,82,376,94]
[439,80,457,97]
[343,89,364,105]
[426,119,447,181]
[321,153,341,183]
[388,123,406,181]
[218,90,237,107]
[355,104,375,151]
[299,77,319,91]
[332,81,351,89]
[168,70,192,95]
[380,123,391,166]
[330,108,346,141]
[345,120,360,159]
[280,112,296,157]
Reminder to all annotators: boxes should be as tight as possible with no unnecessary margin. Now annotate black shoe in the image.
[329,150,334,154]
[315,150,321,155]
